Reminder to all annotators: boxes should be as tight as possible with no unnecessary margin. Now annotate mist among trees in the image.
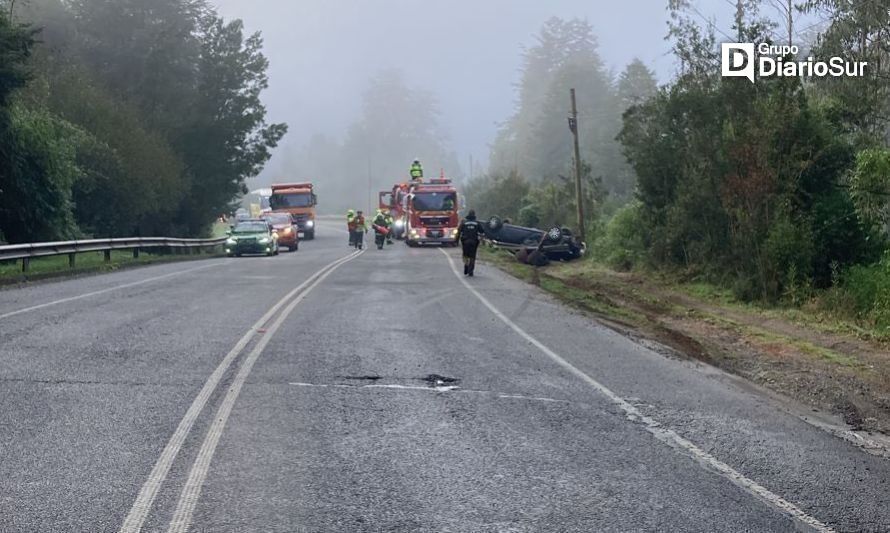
[0,0,285,243]
[469,17,657,227]
[278,69,461,213]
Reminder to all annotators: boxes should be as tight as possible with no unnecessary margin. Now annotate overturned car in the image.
[483,216,585,264]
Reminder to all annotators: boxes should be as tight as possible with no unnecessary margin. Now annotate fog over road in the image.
[1,223,888,532]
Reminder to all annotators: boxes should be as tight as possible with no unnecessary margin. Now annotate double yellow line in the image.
[119,249,364,533]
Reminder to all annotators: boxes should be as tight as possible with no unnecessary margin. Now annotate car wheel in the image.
[487,216,503,232]
[304,230,315,240]
[545,226,563,244]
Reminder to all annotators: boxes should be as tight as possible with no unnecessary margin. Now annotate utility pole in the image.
[569,88,586,243]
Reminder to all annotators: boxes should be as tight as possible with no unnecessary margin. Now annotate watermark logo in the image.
[722,43,756,82]
[721,42,867,83]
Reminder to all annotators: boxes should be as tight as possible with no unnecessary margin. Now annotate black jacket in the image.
[456,218,484,244]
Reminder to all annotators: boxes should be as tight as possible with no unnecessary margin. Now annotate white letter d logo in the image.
[722,43,755,83]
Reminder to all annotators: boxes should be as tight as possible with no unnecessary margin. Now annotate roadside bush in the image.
[517,203,541,228]
[764,214,815,305]
[594,201,647,271]
[842,251,890,331]
[0,104,80,243]
[464,170,530,222]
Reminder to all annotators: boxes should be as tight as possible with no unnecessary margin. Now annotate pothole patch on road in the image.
[289,380,569,404]
[421,374,460,388]
[338,375,383,382]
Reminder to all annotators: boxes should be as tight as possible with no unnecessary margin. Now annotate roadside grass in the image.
[479,247,644,324]
[537,273,645,323]
[556,257,890,345]
[697,311,869,371]
[481,247,878,371]
[481,245,890,433]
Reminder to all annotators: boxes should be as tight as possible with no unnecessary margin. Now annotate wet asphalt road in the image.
[0,220,888,532]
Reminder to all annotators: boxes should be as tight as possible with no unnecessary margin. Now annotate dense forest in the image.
[466,2,890,329]
[0,0,285,243]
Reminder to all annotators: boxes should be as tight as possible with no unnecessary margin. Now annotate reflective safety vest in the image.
[410,163,423,178]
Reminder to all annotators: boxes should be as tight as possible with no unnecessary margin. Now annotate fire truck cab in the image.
[404,178,460,247]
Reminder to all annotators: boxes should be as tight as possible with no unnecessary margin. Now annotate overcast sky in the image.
[212,1,737,181]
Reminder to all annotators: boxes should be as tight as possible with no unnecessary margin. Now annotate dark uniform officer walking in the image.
[455,210,484,277]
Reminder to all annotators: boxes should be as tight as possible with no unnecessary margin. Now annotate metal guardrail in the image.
[0,237,227,273]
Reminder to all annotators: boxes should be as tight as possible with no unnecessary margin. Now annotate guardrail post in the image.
[104,250,111,263]
[68,253,76,269]
[133,248,139,259]
[21,257,29,273]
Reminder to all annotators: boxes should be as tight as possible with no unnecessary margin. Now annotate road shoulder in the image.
[480,248,890,443]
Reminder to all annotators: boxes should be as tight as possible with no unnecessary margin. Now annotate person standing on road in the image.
[372,210,390,250]
[409,159,424,181]
[347,209,357,247]
[352,210,367,250]
[456,210,484,277]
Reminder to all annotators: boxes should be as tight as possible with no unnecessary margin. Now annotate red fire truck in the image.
[403,177,460,247]
[379,183,411,240]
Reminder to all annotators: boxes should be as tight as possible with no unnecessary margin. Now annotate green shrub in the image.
[594,201,648,271]
[842,251,890,330]
[764,214,815,304]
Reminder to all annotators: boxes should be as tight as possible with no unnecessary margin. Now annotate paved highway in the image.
[1,221,888,532]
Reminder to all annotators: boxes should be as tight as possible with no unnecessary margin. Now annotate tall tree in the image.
[69,0,204,133]
[617,59,657,109]
[490,18,602,179]
[0,11,81,243]
[175,14,286,233]
[489,17,633,199]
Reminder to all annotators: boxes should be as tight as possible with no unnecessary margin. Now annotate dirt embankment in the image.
[487,252,890,436]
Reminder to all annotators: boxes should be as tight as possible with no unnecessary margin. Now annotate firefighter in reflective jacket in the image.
[352,210,367,250]
[372,210,390,250]
[346,209,357,247]
[409,159,424,181]
[455,210,484,277]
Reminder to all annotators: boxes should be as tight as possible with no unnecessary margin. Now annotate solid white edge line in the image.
[165,250,364,533]
[439,248,833,533]
[0,262,224,321]
[118,250,361,533]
